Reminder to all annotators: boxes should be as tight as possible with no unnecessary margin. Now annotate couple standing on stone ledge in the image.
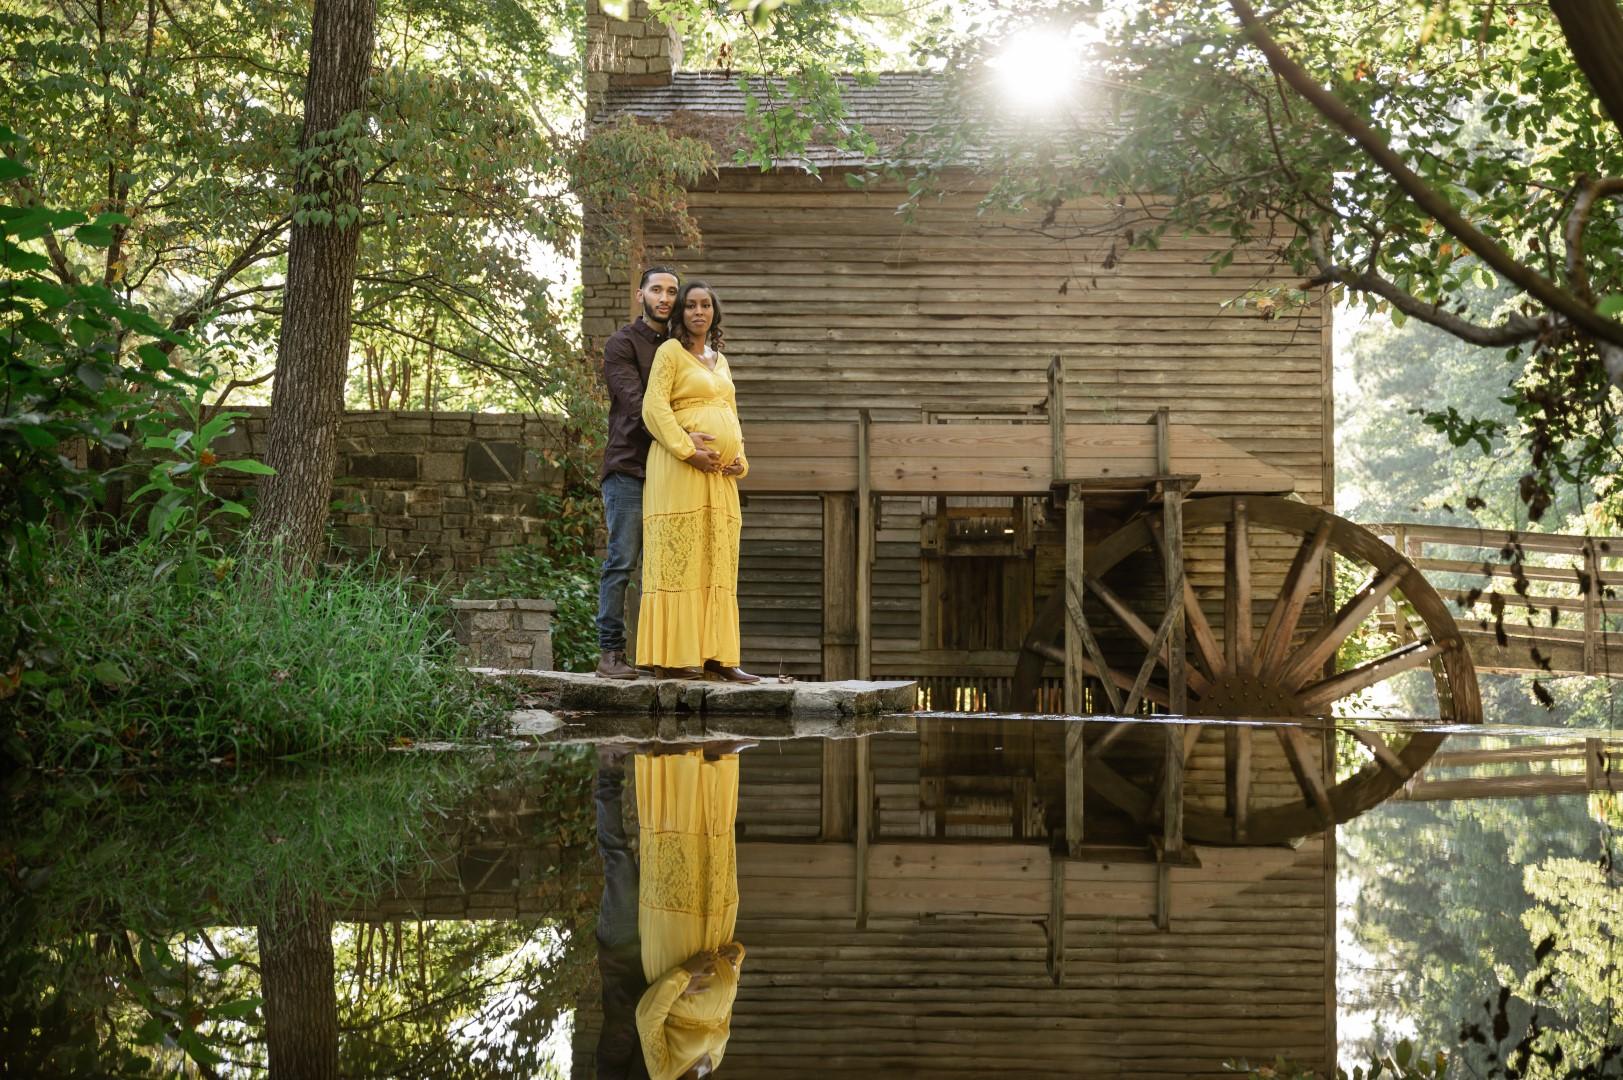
[593,266,761,684]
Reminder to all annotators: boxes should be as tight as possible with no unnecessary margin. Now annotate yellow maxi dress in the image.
[635,749,745,1080]
[637,338,748,670]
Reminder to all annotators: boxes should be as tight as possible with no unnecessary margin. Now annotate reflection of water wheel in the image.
[1011,495,1482,845]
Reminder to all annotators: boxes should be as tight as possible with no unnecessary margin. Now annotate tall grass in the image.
[3,534,510,768]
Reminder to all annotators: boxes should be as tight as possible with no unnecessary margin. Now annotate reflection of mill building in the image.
[577,3,1487,1075]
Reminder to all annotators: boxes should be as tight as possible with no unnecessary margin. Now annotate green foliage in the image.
[127,386,274,549]
[895,2,1623,512]
[2,532,510,768]
[0,137,197,610]
[1230,1038,1449,1079]
[462,488,602,672]
[0,750,599,1075]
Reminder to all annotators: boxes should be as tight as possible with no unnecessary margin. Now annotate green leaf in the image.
[74,223,116,247]
[137,344,170,370]
[216,499,250,518]
[210,996,261,1019]
[1597,294,1623,318]
[0,157,29,182]
[90,659,130,686]
[75,362,107,391]
[218,458,275,475]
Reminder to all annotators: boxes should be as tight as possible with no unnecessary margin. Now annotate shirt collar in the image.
[631,316,666,342]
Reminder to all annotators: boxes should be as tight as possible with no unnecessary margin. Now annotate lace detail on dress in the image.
[638,829,739,917]
[642,506,741,594]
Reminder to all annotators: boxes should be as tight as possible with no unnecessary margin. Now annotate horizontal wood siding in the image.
[603,173,1330,681]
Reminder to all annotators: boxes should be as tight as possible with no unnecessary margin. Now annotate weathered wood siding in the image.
[585,171,1332,679]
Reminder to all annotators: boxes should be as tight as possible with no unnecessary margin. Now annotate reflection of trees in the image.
[0,750,597,1076]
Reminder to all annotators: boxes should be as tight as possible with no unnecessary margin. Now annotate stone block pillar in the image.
[451,598,557,670]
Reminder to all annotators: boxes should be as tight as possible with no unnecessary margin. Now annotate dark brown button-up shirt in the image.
[599,316,665,481]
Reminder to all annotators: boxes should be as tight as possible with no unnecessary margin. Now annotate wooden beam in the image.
[1161,484,1187,861]
[1064,723,1085,856]
[855,736,872,928]
[821,739,856,841]
[1048,355,1066,482]
[1047,854,1066,986]
[1584,539,1600,676]
[821,493,858,680]
[857,410,873,682]
[1064,487,1097,714]
[1152,406,1172,476]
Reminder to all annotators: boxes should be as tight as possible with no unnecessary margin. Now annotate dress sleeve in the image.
[635,966,691,1080]
[641,342,696,461]
[719,355,748,478]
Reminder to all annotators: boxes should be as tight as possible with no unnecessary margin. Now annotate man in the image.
[591,746,651,1080]
[596,267,720,680]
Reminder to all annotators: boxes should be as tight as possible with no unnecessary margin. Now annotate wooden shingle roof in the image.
[594,71,948,169]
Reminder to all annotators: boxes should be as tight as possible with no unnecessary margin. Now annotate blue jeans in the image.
[596,472,643,653]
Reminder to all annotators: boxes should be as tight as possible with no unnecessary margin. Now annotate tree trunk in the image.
[1550,0,1623,132]
[254,0,377,565]
[258,894,340,1080]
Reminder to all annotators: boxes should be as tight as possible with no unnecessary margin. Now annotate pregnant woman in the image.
[637,281,760,684]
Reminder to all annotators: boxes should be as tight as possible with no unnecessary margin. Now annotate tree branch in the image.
[1563,176,1623,305]
[1306,233,1550,347]
[1228,0,1623,350]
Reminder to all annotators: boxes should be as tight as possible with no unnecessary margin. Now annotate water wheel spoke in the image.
[1147,516,1224,681]
[1226,503,1254,674]
[1256,520,1333,678]
[1278,565,1410,690]
[1180,722,1203,767]
[1026,640,1064,665]
[1275,725,1333,822]
[1224,725,1252,841]
[1296,639,1446,712]
[1351,729,1415,781]
[1084,574,1213,695]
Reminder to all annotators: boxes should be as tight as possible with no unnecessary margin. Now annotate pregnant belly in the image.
[675,405,742,463]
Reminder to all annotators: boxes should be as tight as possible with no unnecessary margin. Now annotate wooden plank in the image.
[856,737,872,928]
[1048,856,1066,985]
[1065,723,1085,855]
[1162,488,1187,861]
[822,493,858,680]
[822,739,857,841]
[857,411,873,682]
[1048,355,1066,481]
[1064,489,1093,714]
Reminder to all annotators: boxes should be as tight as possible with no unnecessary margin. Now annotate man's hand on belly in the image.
[686,431,721,472]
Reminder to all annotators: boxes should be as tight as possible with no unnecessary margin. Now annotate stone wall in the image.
[212,408,570,580]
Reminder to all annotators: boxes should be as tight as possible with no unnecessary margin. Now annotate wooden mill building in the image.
[567,4,1399,1077]
[582,2,1334,708]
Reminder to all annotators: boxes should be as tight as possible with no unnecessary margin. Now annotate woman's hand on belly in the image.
[685,431,721,472]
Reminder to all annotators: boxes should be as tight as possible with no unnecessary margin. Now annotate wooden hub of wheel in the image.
[1195,674,1303,718]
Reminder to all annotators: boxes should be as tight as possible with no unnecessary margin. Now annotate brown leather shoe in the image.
[655,665,703,681]
[594,650,638,680]
[704,660,762,684]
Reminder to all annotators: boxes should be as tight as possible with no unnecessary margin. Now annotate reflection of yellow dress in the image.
[637,339,749,670]
[635,750,745,1080]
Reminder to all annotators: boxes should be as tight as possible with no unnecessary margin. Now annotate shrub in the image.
[462,488,601,672]
[2,533,511,769]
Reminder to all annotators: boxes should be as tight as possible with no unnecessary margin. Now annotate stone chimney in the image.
[586,0,683,107]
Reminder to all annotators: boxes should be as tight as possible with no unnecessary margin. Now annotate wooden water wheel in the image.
[1011,495,1481,845]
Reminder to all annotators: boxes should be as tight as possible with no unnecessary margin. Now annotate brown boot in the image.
[654,665,703,681]
[595,650,638,680]
[704,660,762,684]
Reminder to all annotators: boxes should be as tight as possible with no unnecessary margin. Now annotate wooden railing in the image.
[1371,522,1623,676]
[1393,738,1620,800]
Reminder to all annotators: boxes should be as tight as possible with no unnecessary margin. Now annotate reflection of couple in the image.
[595,743,747,1080]
[595,267,759,684]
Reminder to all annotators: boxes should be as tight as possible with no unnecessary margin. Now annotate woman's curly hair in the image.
[668,280,725,354]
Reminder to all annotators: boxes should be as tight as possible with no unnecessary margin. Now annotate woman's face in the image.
[683,289,714,343]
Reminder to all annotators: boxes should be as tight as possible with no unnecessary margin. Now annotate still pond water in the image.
[3,704,1618,1078]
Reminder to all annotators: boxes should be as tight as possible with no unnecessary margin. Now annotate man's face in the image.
[639,273,678,325]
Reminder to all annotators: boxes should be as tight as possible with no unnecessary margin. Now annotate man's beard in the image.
[642,300,669,326]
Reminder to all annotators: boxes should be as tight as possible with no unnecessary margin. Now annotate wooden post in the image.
[857,410,874,682]
[1583,539,1599,676]
[1047,854,1066,985]
[1152,406,1172,476]
[821,493,859,680]
[855,736,872,928]
[1064,722,1085,855]
[1048,355,1067,483]
[821,739,857,840]
[1160,481,1187,889]
[1064,487,1086,715]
